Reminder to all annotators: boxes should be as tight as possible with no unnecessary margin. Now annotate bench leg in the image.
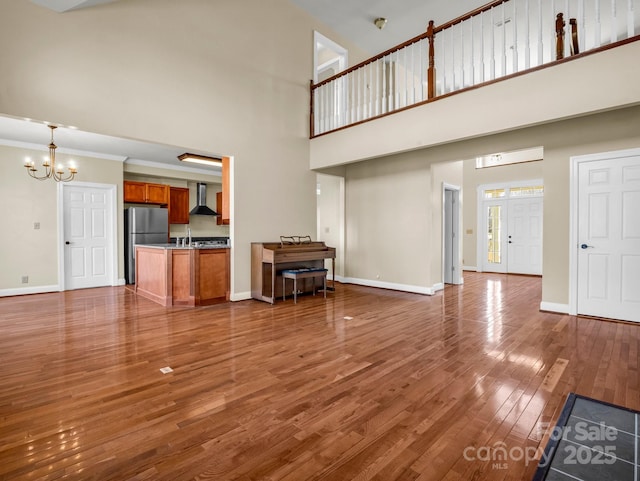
[293,278,297,304]
[282,277,285,302]
[323,275,326,298]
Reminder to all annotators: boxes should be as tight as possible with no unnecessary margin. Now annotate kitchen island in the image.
[135,244,230,306]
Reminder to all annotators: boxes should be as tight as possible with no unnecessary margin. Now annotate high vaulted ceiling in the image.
[16,0,490,171]
[289,0,490,54]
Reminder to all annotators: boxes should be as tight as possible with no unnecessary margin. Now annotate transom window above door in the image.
[483,185,544,199]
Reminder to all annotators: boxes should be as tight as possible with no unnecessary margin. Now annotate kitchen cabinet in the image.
[124,181,169,205]
[216,192,229,225]
[169,187,190,224]
[135,246,230,306]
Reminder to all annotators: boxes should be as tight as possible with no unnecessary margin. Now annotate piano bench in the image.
[281,268,328,304]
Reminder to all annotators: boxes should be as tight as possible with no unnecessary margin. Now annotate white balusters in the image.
[311,0,640,136]
[595,0,602,47]
[611,0,618,43]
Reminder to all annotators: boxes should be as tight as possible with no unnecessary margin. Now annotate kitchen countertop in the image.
[138,244,230,250]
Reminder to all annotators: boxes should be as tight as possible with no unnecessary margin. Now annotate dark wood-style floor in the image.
[0,273,638,481]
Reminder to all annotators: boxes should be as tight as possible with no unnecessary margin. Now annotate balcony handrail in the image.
[310,0,640,137]
[312,0,510,90]
[433,0,511,33]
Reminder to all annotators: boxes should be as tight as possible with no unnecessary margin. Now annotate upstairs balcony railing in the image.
[310,0,640,138]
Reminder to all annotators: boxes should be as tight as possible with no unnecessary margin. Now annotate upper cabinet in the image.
[219,157,230,225]
[124,181,169,205]
[216,192,229,225]
[169,187,190,224]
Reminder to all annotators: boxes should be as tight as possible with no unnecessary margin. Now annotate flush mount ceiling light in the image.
[23,125,78,182]
[374,17,387,30]
[178,153,223,167]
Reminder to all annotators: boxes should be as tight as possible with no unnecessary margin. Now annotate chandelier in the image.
[23,125,78,182]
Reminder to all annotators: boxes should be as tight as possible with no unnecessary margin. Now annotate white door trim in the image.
[313,31,348,83]
[57,182,118,291]
[568,147,640,316]
[476,179,543,274]
[442,182,462,284]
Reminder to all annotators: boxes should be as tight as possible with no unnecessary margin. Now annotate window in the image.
[484,188,506,199]
[487,205,502,264]
[483,185,544,199]
[475,146,543,169]
[509,185,544,197]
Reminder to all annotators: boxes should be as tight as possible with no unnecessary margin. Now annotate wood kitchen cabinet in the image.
[216,192,229,225]
[219,156,230,224]
[135,246,230,306]
[169,187,190,224]
[124,181,169,205]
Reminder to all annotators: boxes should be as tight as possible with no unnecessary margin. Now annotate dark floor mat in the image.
[532,393,639,481]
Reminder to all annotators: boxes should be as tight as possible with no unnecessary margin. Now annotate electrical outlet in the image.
[34,222,40,230]
[21,276,28,284]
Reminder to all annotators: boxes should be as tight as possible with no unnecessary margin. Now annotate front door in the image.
[62,184,115,290]
[507,197,543,275]
[480,183,544,275]
[577,153,640,322]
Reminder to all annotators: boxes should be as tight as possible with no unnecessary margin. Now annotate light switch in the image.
[466,229,473,235]
[34,222,40,230]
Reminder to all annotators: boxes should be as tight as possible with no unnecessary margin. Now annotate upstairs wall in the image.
[310,40,640,169]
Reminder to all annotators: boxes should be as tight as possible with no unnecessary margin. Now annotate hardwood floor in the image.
[0,273,638,480]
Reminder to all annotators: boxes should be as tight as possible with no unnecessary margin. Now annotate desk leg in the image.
[332,258,336,290]
[271,263,276,304]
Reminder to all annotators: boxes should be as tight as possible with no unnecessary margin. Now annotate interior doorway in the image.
[313,31,348,83]
[316,173,345,280]
[443,183,462,284]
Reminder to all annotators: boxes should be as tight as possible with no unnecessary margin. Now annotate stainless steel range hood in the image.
[189,183,218,216]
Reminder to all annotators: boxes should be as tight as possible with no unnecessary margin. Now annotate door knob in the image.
[65,241,71,245]
[580,243,593,249]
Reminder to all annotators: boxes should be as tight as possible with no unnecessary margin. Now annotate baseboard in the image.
[463,266,477,271]
[230,291,252,302]
[539,301,570,314]
[341,277,443,296]
[115,278,126,286]
[0,285,60,297]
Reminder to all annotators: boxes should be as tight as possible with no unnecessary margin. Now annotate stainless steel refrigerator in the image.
[125,207,169,284]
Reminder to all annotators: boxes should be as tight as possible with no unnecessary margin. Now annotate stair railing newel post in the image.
[310,79,315,137]
[570,18,580,55]
[556,13,566,60]
[427,20,436,99]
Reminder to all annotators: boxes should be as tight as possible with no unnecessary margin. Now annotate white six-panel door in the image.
[577,154,640,322]
[62,184,114,290]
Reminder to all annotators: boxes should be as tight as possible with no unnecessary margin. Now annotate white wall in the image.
[337,105,640,306]
[0,0,365,298]
[0,144,123,291]
[343,151,463,293]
